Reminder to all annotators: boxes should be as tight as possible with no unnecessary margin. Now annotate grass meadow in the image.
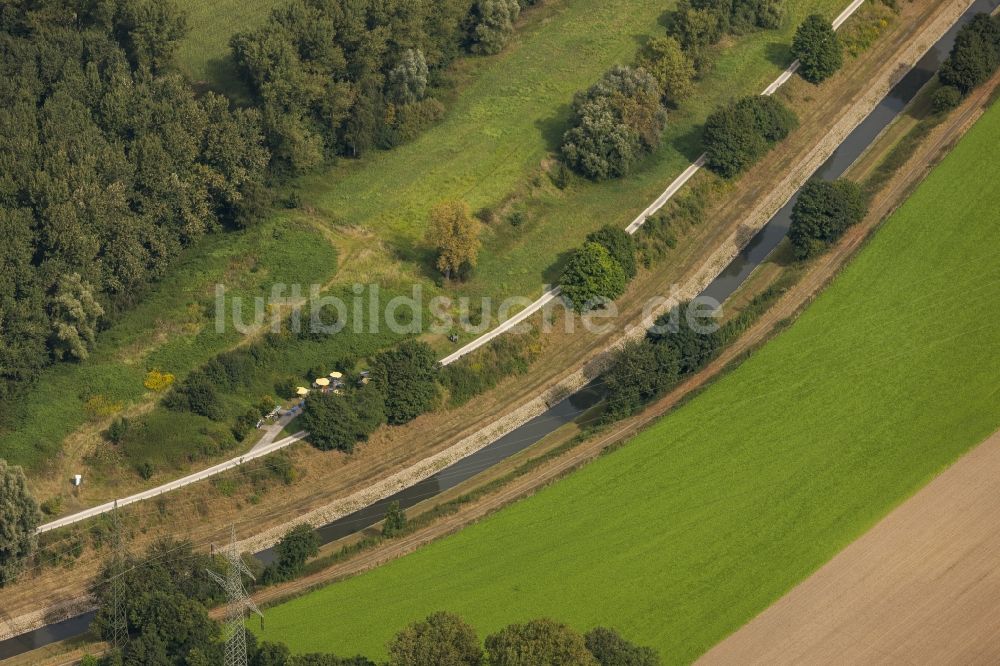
[255,100,1000,663]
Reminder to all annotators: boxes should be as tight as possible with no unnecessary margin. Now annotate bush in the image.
[105,417,130,444]
[586,225,638,279]
[560,242,628,312]
[932,85,964,114]
[788,178,868,259]
[938,14,1000,95]
[440,334,540,406]
[792,14,844,83]
[369,341,438,425]
[382,501,407,537]
[561,66,668,180]
[703,96,797,178]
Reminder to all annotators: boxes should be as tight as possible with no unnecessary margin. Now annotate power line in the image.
[109,500,129,654]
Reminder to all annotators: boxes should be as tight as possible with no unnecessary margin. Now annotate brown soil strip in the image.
[697,428,1000,665]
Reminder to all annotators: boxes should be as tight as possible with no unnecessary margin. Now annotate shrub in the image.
[136,461,154,480]
[561,66,667,180]
[792,14,844,83]
[369,341,438,425]
[440,333,540,407]
[143,369,175,392]
[789,178,868,259]
[560,242,628,312]
[932,85,964,114]
[586,225,638,279]
[382,501,407,537]
[703,95,796,178]
[105,417,130,444]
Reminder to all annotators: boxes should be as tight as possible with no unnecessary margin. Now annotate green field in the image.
[256,101,1000,662]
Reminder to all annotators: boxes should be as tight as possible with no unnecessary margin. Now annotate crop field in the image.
[301,0,846,301]
[256,101,1000,663]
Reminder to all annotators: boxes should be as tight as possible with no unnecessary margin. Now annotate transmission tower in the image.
[110,500,129,653]
[207,526,262,666]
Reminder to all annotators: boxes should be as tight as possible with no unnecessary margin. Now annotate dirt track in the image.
[698,428,1000,665]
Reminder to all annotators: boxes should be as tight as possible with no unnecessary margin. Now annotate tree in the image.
[562,66,667,180]
[647,302,721,375]
[601,340,680,421]
[382,501,408,537]
[939,14,1000,94]
[470,0,521,55]
[788,178,867,259]
[301,392,364,452]
[388,611,482,666]
[584,627,661,666]
[586,225,638,279]
[0,460,41,586]
[369,341,439,424]
[388,49,429,105]
[426,201,481,280]
[932,85,963,114]
[266,524,319,582]
[635,37,696,107]
[702,96,796,178]
[48,273,104,361]
[791,14,843,83]
[485,619,598,666]
[560,242,628,312]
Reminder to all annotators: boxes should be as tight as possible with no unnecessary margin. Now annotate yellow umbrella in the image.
[315,377,330,387]
[329,371,343,379]
[296,387,310,396]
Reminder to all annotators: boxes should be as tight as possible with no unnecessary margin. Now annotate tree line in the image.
[85,534,661,665]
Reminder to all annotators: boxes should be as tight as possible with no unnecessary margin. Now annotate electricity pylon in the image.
[207,526,262,666]
[110,500,129,653]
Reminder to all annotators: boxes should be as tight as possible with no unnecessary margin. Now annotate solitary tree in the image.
[586,225,638,279]
[791,14,843,83]
[266,523,319,582]
[388,611,483,666]
[788,178,867,259]
[0,460,41,586]
[938,14,1000,94]
[369,340,439,424]
[426,201,481,280]
[560,242,628,312]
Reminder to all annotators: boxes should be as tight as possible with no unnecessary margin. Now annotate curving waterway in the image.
[2,0,997,657]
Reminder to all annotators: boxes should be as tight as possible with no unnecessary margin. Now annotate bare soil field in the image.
[698,428,1000,665]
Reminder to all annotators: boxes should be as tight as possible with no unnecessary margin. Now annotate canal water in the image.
[2,0,996,657]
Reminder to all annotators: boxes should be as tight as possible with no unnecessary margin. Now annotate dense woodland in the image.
[0,0,270,401]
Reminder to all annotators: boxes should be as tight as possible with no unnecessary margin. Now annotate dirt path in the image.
[698,428,1000,665]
